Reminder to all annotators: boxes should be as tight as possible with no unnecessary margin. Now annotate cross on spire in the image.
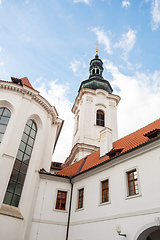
[96,43,99,54]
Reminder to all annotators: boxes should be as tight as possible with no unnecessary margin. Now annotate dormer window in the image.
[96,110,105,127]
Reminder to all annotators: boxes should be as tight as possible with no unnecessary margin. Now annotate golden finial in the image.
[96,43,99,54]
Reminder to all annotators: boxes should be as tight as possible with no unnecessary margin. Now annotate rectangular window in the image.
[101,179,109,203]
[78,188,84,209]
[55,190,67,210]
[127,169,139,196]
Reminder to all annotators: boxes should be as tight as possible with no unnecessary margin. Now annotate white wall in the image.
[68,141,160,240]
[0,82,61,240]
[29,176,71,240]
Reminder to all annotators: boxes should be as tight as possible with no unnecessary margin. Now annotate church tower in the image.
[66,48,120,165]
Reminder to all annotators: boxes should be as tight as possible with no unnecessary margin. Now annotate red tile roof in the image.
[56,118,160,177]
[21,77,34,89]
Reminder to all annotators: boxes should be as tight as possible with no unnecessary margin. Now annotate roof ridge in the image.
[114,118,160,144]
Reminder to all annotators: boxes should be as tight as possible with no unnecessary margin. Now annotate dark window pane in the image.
[20,163,28,174]
[17,173,25,184]
[0,108,3,115]
[25,145,32,156]
[3,108,11,117]
[26,120,32,127]
[11,195,20,207]
[3,192,12,205]
[0,116,10,125]
[10,169,19,182]
[15,184,23,195]
[22,133,28,143]
[14,160,21,170]
[24,125,30,135]
[28,137,34,147]
[16,150,23,161]
[30,129,36,138]
[7,181,16,193]
[19,141,26,152]
[0,133,3,143]
[23,154,30,163]
[0,124,7,133]
[31,123,37,131]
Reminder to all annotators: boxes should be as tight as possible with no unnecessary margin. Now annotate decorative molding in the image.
[70,207,160,226]
[0,81,58,123]
[32,218,67,226]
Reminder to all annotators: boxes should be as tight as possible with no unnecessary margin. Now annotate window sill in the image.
[0,204,24,220]
[99,201,111,207]
[125,193,142,200]
[75,207,84,212]
[53,208,68,213]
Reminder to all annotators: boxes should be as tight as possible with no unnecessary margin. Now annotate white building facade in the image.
[0,54,160,240]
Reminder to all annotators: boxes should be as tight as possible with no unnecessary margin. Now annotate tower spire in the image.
[95,43,99,54]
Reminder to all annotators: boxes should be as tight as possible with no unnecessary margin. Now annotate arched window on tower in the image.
[96,110,105,127]
[96,69,99,74]
[3,119,37,207]
[0,107,11,144]
[92,69,95,74]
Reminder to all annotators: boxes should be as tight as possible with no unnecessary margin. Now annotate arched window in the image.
[96,110,105,127]
[3,119,37,207]
[0,107,11,144]
[92,69,95,74]
[96,69,99,74]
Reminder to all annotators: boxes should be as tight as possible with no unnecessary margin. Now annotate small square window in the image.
[55,190,67,210]
[127,169,139,196]
[78,188,84,209]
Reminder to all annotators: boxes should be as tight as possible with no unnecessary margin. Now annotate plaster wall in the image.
[68,143,160,239]
[29,176,71,240]
[0,85,61,240]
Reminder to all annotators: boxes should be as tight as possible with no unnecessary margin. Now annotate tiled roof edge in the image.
[71,135,160,179]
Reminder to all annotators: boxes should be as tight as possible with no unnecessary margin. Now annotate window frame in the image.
[54,189,68,212]
[0,107,11,144]
[78,188,84,209]
[99,177,111,206]
[3,119,37,207]
[125,167,142,200]
[96,109,105,127]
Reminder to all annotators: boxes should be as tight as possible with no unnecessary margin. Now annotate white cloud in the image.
[70,58,87,77]
[35,80,74,163]
[73,0,90,4]
[122,0,131,8]
[0,0,2,7]
[151,0,160,31]
[104,59,160,138]
[70,59,81,73]
[114,29,137,60]
[91,27,112,54]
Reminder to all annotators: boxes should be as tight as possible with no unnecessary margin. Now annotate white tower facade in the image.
[66,53,120,165]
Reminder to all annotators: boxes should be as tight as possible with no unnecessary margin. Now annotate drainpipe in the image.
[66,177,73,240]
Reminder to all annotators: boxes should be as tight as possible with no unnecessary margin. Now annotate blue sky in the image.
[0,0,160,162]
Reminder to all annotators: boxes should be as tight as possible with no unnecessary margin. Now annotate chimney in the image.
[100,127,112,157]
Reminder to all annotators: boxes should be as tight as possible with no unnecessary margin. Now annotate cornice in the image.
[0,81,59,124]
[65,142,99,165]
[72,88,120,113]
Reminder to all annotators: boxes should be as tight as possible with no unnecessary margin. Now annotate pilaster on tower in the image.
[65,52,120,165]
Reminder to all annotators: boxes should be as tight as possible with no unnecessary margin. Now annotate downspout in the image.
[66,177,73,240]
